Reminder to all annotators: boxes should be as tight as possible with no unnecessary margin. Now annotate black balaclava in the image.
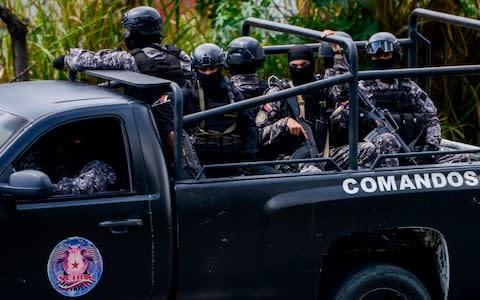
[229,64,258,76]
[288,45,315,86]
[370,52,397,70]
[124,32,160,50]
[197,69,224,90]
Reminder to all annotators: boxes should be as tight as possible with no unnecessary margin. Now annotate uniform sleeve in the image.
[178,50,193,74]
[324,56,351,105]
[52,160,117,195]
[410,82,441,146]
[255,87,290,146]
[65,48,139,72]
[324,55,350,78]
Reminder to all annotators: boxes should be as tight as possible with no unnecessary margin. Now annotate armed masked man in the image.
[188,43,259,170]
[325,31,464,166]
[257,45,376,170]
[53,6,193,145]
[53,6,202,178]
[257,45,325,161]
[55,6,192,92]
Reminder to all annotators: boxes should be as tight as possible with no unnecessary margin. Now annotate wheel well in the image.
[318,228,448,300]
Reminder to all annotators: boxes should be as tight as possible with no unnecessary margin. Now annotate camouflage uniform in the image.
[256,83,317,158]
[230,74,269,99]
[257,80,378,169]
[324,55,464,166]
[52,160,117,195]
[64,45,204,177]
[65,44,193,135]
[65,45,192,79]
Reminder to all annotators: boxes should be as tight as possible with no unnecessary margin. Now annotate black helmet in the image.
[226,36,265,66]
[318,31,352,58]
[366,32,401,59]
[122,6,163,37]
[191,43,225,69]
[318,42,334,59]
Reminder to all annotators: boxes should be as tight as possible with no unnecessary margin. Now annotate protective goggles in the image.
[366,40,395,55]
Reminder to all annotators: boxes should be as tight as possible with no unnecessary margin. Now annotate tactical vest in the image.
[236,77,269,100]
[192,79,241,164]
[130,44,186,86]
[370,81,425,146]
[197,77,237,133]
[129,43,198,108]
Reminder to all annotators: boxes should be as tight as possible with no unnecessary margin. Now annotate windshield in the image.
[0,111,27,148]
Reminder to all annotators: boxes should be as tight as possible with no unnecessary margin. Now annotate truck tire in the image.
[330,263,432,300]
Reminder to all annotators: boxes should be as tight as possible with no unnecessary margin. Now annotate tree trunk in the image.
[0,5,29,81]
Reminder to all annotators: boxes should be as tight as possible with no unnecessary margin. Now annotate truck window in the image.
[0,111,28,149]
[14,117,131,194]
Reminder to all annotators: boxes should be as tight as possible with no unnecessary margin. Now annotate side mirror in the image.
[0,170,52,199]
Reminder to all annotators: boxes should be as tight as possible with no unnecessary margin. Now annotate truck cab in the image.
[0,79,173,299]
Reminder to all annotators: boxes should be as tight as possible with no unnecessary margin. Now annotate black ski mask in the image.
[123,29,159,50]
[287,45,315,85]
[197,69,224,89]
[370,55,397,70]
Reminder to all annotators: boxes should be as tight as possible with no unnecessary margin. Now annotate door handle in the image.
[98,219,143,234]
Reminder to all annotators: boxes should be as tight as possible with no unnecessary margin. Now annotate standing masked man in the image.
[52,5,193,142]
[53,6,201,177]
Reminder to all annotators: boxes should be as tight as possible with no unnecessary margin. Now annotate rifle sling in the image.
[289,81,305,119]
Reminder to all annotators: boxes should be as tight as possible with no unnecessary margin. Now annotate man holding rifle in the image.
[325,31,467,165]
[256,45,376,171]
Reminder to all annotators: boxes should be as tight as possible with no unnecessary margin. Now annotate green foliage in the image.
[459,0,480,17]
[313,0,379,40]
[1,0,128,81]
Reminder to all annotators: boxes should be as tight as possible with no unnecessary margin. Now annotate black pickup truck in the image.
[0,8,480,300]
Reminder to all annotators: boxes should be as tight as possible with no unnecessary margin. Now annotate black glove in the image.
[421,143,439,152]
[417,143,438,164]
[359,107,376,129]
[53,55,65,70]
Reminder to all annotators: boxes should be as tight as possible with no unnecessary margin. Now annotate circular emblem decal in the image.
[47,236,103,297]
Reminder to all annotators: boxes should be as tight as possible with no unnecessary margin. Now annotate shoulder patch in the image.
[262,103,273,113]
[152,94,170,107]
[256,110,268,124]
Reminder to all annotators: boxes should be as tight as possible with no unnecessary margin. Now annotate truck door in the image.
[0,115,169,299]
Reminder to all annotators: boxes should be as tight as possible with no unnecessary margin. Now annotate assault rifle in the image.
[357,88,415,162]
[297,118,321,159]
[285,97,320,160]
